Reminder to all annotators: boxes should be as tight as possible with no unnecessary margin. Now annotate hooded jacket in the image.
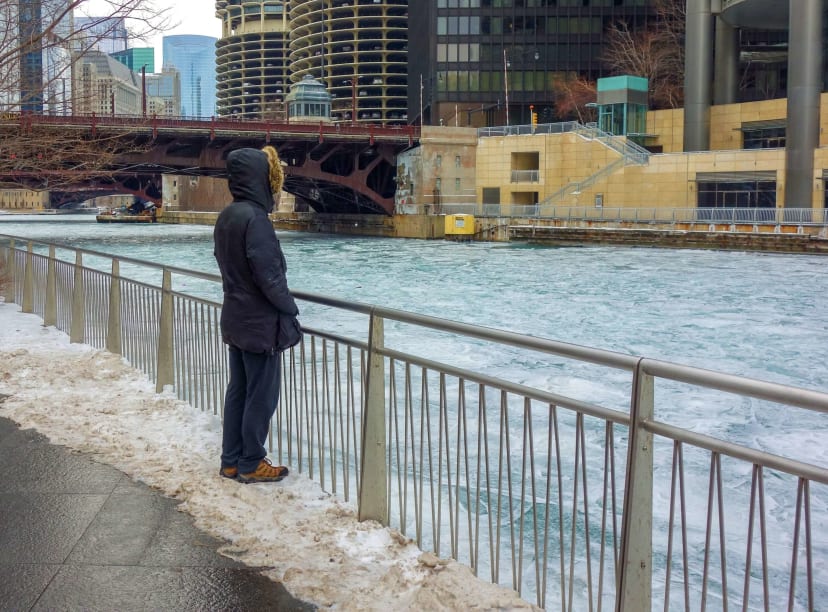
[213,148,298,353]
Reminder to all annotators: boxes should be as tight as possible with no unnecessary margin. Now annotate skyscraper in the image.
[74,16,128,55]
[289,0,408,125]
[14,0,74,112]
[163,35,218,118]
[215,0,289,120]
[408,2,658,127]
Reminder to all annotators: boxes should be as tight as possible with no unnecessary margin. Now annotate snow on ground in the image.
[0,301,537,611]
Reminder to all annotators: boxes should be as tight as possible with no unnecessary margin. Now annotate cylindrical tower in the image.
[288,0,408,126]
[215,0,290,119]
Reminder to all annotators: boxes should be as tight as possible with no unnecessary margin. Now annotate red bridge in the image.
[2,114,420,215]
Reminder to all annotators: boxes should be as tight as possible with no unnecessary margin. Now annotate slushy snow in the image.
[0,301,537,611]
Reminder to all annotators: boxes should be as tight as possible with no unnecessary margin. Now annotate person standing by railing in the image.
[213,145,300,484]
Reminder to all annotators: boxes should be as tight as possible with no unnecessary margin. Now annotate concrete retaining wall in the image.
[158,210,828,254]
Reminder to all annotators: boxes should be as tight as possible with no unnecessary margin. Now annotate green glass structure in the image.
[596,75,648,137]
[110,48,155,74]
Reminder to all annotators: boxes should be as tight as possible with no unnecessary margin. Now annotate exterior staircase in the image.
[537,123,651,210]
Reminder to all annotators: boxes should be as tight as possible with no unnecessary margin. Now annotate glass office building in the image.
[162,35,218,118]
[74,16,128,55]
[408,2,658,127]
[16,0,74,112]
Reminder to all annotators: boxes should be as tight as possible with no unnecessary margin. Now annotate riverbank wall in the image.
[158,210,828,254]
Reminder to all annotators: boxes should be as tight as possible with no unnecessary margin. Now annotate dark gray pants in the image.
[221,346,281,474]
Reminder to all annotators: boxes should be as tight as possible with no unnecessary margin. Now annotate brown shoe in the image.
[238,458,289,483]
[219,466,238,480]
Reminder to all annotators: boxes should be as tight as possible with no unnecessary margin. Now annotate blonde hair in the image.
[262,145,284,194]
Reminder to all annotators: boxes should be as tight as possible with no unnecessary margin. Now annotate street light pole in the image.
[141,65,147,117]
[419,73,424,126]
[503,49,510,126]
[352,77,357,124]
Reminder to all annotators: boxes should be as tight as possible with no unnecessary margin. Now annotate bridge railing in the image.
[2,112,420,142]
[2,234,826,610]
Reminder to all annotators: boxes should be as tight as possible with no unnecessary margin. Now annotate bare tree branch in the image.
[601,0,686,110]
[0,0,170,196]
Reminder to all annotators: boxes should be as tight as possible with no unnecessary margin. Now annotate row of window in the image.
[437,15,610,36]
[434,154,464,167]
[743,127,786,150]
[437,42,603,63]
[433,177,465,192]
[437,15,607,36]
[696,181,777,209]
[438,0,647,7]
[434,69,589,92]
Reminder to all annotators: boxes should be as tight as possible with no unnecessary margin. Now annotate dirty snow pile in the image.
[0,301,536,611]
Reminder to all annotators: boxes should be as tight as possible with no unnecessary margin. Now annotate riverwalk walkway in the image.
[0,415,314,611]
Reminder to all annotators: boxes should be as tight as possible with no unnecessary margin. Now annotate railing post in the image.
[2,239,14,304]
[22,241,34,313]
[358,311,388,525]
[155,268,174,393]
[617,358,654,612]
[44,245,57,327]
[106,258,122,355]
[69,251,85,344]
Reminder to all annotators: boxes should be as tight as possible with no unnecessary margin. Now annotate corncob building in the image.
[215,0,291,119]
[288,0,408,125]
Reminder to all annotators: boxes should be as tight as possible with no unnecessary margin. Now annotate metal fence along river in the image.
[2,234,826,610]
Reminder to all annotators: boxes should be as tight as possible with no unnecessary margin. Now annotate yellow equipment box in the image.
[444,214,475,236]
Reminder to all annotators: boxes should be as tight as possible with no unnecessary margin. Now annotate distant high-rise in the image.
[145,68,181,116]
[215,0,290,120]
[162,35,217,118]
[111,48,155,74]
[14,0,75,113]
[74,16,129,55]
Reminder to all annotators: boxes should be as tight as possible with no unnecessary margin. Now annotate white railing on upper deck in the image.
[2,234,826,610]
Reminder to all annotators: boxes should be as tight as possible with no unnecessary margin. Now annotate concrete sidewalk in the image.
[0,415,315,611]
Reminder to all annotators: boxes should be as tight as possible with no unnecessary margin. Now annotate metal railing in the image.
[575,122,651,166]
[477,121,580,138]
[2,234,826,611]
[477,121,650,166]
[511,169,540,183]
[429,204,828,228]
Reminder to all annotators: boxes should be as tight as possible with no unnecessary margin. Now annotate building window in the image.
[455,155,461,167]
[482,187,500,204]
[696,174,777,219]
[435,155,442,167]
[455,178,462,192]
[743,126,786,149]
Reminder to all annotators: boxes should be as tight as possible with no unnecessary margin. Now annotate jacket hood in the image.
[226,148,275,213]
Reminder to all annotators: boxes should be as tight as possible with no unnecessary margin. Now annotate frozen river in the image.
[2,214,825,391]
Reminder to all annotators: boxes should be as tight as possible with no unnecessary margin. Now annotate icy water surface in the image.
[3,215,825,387]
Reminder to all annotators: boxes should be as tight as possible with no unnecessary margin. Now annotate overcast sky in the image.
[85,0,223,71]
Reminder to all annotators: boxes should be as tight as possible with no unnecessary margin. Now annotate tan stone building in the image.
[400,94,828,219]
[0,189,49,212]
